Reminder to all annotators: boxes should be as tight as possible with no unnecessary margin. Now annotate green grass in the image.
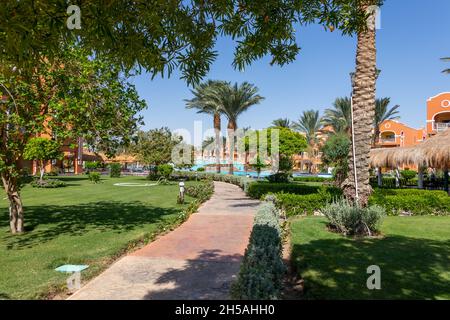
[290,216,450,300]
[0,175,200,299]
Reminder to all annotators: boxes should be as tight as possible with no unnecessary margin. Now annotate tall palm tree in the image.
[441,57,450,74]
[272,118,292,128]
[373,98,400,146]
[321,97,352,135]
[219,82,265,174]
[343,2,378,206]
[185,80,227,173]
[293,110,321,173]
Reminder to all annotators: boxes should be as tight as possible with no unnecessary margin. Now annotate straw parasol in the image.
[370,129,450,169]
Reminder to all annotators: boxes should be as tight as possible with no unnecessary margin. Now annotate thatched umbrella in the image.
[370,129,450,193]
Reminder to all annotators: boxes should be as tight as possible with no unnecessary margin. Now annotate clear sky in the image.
[130,0,450,138]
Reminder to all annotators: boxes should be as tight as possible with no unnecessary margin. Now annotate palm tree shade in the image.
[272,118,291,128]
[321,97,352,135]
[219,82,265,174]
[293,110,321,173]
[185,80,227,173]
[441,57,450,74]
[373,98,400,145]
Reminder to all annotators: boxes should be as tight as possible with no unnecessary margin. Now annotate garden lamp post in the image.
[179,181,185,204]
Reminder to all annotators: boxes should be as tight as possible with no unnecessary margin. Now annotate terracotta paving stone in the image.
[69,182,258,300]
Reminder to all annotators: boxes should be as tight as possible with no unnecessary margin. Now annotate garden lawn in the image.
[0,176,200,299]
[291,216,450,300]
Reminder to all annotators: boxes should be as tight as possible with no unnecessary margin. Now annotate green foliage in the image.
[400,170,417,181]
[266,172,291,183]
[157,164,174,179]
[109,163,122,178]
[131,128,181,166]
[231,202,286,300]
[321,133,350,185]
[247,182,321,199]
[369,189,450,216]
[184,181,215,202]
[196,167,205,172]
[23,137,62,164]
[88,172,101,184]
[271,187,343,216]
[292,110,321,146]
[85,161,101,171]
[293,176,332,183]
[322,199,386,236]
[30,179,66,189]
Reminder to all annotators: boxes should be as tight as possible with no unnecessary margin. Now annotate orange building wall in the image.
[378,120,422,148]
[426,92,450,135]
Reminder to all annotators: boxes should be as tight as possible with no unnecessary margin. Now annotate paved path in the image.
[69,182,259,300]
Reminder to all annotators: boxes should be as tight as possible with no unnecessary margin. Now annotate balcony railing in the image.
[434,122,450,132]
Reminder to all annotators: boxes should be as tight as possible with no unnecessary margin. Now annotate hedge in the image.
[271,187,342,216]
[170,171,254,193]
[292,176,332,183]
[231,202,286,300]
[369,189,450,216]
[247,182,321,199]
[184,180,214,202]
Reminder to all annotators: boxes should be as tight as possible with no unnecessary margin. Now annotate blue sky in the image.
[130,0,450,137]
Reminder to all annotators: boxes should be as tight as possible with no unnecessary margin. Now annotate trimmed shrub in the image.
[109,163,121,178]
[196,167,205,172]
[292,176,332,183]
[170,171,254,193]
[266,172,290,183]
[31,179,66,188]
[157,164,174,178]
[246,182,321,199]
[231,202,286,300]
[88,172,101,183]
[272,187,343,216]
[400,169,417,181]
[185,180,214,202]
[369,188,450,216]
[322,199,386,236]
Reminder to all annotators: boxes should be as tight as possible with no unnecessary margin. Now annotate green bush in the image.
[266,172,291,183]
[31,179,66,188]
[196,167,205,172]
[88,172,101,183]
[369,188,450,216]
[184,181,214,202]
[246,182,320,199]
[170,171,254,193]
[322,199,386,236]
[292,176,332,183]
[109,163,122,178]
[231,202,286,300]
[400,169,417,181]
[157,164,174,178]
[271,187,343,216]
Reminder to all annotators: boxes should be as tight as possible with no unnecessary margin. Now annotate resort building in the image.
[426,92,450,136]
[375,120,426,148]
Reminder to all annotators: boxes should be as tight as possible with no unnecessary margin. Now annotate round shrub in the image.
[88,172,101,183]
[109,163,121,178]
[157,164,174,178]
[31,179,67,188]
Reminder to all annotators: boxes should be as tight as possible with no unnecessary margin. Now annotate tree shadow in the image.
[0,201,184,250]
[292,221,450,299]
[144,249,243,300]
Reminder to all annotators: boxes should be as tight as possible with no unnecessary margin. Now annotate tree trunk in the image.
[343,3,377,207]
[377,167,382,187]
[373,127,380,147]
[1,171,24,234]
[418,167,424,189]
[227,120,236,175]
[444,168,449,195]
[214,113,221,174]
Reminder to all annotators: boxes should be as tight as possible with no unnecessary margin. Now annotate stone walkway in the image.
[69,182,259,300]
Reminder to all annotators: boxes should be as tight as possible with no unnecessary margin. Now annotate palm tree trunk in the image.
[214,113,221,174]
[373,126,380,147]
[343,2,377,206]
[227,120,236,175]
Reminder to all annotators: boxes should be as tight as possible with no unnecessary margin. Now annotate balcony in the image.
[434,122,450,133]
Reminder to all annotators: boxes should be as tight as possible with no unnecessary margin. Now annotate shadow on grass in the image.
[292,221,450,300]
[144,249,243,300]
[1,201,183,250]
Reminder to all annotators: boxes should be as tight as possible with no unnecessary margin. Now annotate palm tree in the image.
[185,80,227,173]
[373,98,400,146]
[219,82,265,174]
[441,57,450,74]
[343,2,378,206]
[321,97,352,135]
[293,110,321,173]
[272,118,292,128]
